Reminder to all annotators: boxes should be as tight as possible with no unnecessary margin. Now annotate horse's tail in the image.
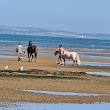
[34,46,38,63]
[76,53,80,65]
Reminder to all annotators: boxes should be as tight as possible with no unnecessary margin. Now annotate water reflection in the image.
[0,102,110,110]
[22,90,110,96]
[86,72,110,76]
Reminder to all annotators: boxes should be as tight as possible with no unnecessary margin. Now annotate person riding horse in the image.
[27,40,38,62]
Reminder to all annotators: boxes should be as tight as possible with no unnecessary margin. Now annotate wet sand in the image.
[0,55,110,72]
[0,73,110,103]
[0,48,110,103]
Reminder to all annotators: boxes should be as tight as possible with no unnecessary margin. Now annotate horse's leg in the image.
[31,54,33,62]
[28,53,31,62]
[71,55,76,66]
[34,52,37,63]
[72,59,75,66]
[76,60,78,66]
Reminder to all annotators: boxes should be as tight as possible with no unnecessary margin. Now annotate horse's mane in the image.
[64,50,67,53]
[28,40,33,46]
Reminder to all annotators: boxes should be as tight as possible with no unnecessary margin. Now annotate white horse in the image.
[54,50,80,66]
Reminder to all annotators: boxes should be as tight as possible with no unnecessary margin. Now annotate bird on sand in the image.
[4,66,8,70]
[18,66,23,71]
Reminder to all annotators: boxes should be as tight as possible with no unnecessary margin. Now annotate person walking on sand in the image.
[57,45,65,65]
[16,42,24,61]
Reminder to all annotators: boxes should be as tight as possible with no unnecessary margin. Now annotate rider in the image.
[16,42,24,61]
[57,45,65,65]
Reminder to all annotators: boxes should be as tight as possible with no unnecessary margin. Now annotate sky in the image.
[0,0,110,33]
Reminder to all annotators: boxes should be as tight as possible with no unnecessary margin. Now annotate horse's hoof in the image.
[61,64,64,66]
[28,60,30,62]
[57,63,60,65]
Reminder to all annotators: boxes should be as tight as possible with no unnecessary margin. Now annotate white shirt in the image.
[17,45,23,53]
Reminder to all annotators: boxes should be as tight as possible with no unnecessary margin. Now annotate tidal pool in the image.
[22,90,110,96]
[0,102,110,110]
[86,72,110,76]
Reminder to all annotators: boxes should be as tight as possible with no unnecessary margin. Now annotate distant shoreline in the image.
[0,26,110,40]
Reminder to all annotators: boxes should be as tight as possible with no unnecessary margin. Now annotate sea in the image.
[0,33,110,50]
[0,33,110,60]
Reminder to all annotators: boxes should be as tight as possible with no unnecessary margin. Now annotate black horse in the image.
[27,41,38,62]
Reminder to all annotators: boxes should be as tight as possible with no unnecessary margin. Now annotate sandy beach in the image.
[0,48,110,103]
[0,47,110,72]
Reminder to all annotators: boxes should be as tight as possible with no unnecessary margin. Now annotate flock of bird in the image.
[3,65,23,71]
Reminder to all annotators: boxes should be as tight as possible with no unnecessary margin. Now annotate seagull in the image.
[18,66,23,71]
[4,66,8,70]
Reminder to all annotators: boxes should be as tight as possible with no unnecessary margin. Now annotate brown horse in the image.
[27,41,38,62]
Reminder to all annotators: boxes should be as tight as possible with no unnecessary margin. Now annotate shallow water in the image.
[79,52,110,59]
[1,72,27,75]
[0,55,18,58]
[39,51,53,56]
[0,50,15,55]
[86,72,110,76]
[0,51,53,58]
[66,61,110,66]
[81,61,110,66]
[0,102,110,110]
[22,90,110,96]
